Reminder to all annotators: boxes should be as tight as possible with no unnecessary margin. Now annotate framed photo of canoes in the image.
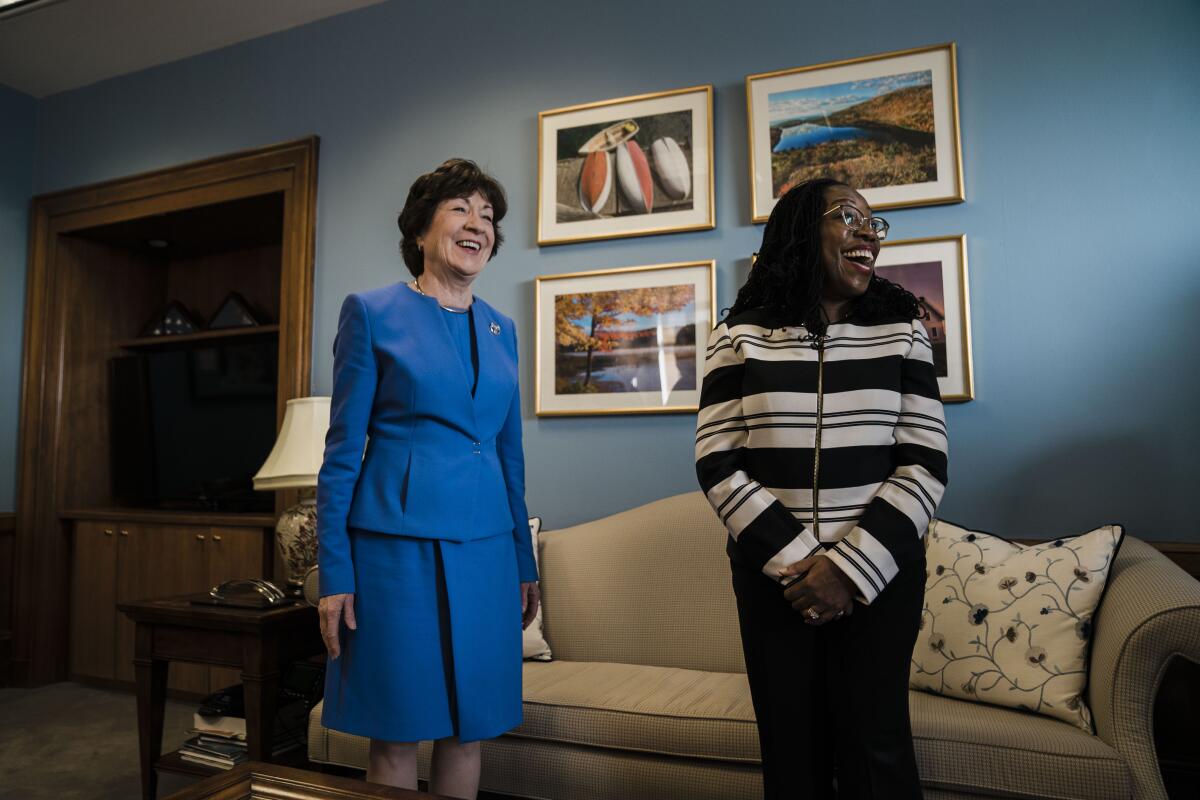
[874,235,974,402]
[746,43,964,221]
[537,85,715,246]
[534,260,716,415]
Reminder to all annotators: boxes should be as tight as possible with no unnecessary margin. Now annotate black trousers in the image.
[731,555,925,800]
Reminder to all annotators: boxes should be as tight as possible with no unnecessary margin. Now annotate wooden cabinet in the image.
[13,139,316,688]
[67,512,273,694]
[68,521,119,681]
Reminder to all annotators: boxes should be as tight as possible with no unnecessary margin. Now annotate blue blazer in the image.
[316,282,537,597]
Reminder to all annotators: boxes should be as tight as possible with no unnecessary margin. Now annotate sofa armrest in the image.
[1088,537,1200,800]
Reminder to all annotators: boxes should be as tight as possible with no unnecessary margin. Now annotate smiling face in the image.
[817,185,880,320]
[416,191,495,283]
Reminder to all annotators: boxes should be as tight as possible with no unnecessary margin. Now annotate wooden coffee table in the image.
[165,762,449,799]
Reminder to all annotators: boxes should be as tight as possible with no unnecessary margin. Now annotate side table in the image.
[118,595,325,800]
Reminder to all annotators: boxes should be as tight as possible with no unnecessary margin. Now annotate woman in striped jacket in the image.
[695,179,948,799]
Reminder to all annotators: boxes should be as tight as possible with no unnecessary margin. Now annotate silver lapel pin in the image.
[489,322,501,336]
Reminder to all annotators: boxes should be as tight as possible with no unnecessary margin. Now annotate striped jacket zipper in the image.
[812,334,826,542]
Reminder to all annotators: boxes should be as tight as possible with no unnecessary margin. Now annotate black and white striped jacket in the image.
[695,309,948,603]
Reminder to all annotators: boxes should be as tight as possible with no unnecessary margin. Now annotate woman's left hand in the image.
[781,556,856,625]
[520,581,541,629]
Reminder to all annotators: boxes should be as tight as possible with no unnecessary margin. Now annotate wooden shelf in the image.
[118,324,279,351]
[156,743,309,777]
[157,750,224,778]
[61,508,276,527]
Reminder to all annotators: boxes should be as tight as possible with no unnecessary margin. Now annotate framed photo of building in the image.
[874,235,974,402]
[746,43,964,221]
[537,86,715,246]
[534,260,716,415]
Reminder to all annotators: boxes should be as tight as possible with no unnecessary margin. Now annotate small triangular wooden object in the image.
[140,300,200,337]
[207,291,263,330]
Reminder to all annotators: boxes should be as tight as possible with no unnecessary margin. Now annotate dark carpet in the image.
[0,682,196,799]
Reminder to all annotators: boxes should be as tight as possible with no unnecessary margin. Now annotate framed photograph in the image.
[537,85,715,246]
[746,43,964,221]
[535,260,716,415]
[874,235,974,402]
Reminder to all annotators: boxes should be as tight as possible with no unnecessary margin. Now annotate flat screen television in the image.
[110,339,278,512]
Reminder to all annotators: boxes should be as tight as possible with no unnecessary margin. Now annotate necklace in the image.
[414,277,470,314]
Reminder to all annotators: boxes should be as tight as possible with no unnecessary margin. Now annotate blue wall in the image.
[0,83,35,512]
[17,0,1200,539]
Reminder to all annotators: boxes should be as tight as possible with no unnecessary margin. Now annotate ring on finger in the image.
[806,607,820,621]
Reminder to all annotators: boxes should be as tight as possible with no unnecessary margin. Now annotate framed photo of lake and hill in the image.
[537,85,715,246]
[747,43,964,220]
[534,260,716,416]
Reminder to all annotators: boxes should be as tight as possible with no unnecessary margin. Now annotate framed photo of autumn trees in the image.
[534,260,716,416]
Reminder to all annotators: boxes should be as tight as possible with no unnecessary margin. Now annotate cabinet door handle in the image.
[211,534,222,542]
[118,529,129,537]
[196,534,206,541]
[103,528,114,536]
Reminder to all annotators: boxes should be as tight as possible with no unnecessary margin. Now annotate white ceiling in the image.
[0,0,386,98]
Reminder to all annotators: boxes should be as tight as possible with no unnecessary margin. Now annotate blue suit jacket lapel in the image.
[471,302,502,415]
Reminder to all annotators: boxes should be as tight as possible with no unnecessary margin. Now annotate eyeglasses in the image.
[822,205,890,240]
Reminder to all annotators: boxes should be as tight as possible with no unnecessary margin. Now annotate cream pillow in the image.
[522,517,552,661]
[910,519,1124,731]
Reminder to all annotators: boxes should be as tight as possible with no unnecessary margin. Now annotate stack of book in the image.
[178,732,249,770]
[180,685,307,770]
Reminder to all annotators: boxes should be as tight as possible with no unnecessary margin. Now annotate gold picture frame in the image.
[747,43,964,221]
[534,260,717,415]
[875,234,974,402]
[537,85,715,246]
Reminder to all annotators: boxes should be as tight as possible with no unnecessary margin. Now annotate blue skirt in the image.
[321,529,523,743]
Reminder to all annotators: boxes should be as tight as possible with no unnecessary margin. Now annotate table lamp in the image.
[253,396,330,595]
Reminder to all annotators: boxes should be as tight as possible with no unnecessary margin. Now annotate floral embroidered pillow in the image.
[522,517,552,661]
[910,519,1124,731]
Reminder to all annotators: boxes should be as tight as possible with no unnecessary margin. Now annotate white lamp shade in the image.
[253,397,330,490]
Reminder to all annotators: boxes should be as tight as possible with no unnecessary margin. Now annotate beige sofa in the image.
[307,492,1200,799]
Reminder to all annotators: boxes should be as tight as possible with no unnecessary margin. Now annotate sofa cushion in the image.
[522,517,552,661]
[911,691,1131,800]
[511,660,758,763]
[309,688,1132,800]
[539,493,746,675]
[911,519,1124,731]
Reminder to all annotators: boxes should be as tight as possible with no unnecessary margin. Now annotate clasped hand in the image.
[780,556,856,625]
[319,582,542,660]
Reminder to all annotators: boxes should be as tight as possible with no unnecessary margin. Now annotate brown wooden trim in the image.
[167,762,436,800]
[1152,542,1200,583]
[33,139,313,217]
[60,508,276,527]
[14,137,316,686]
[48,171,293,234]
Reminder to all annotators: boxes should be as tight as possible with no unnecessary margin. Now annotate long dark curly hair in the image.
[726,178,922,334]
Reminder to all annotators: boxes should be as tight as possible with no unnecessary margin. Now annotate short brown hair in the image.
[397,158,507,277]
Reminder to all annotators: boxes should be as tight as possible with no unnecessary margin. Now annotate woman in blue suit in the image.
[316,159,539,799]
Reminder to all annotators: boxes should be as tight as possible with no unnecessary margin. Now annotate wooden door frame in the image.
[11,137,318,686]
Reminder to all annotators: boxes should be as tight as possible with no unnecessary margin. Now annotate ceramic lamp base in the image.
[276,498,318,595]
